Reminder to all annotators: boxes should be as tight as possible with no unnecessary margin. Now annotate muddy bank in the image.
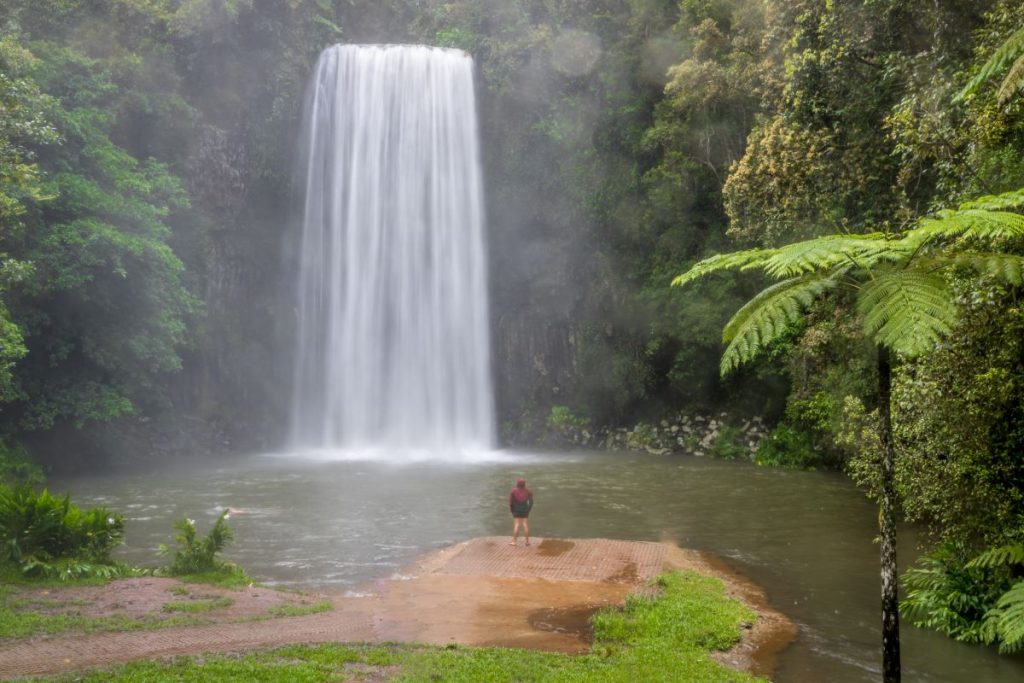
[0,537,793,679]
[364,536,794,675]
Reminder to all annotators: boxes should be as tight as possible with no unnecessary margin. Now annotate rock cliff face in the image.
[164,123,293,455]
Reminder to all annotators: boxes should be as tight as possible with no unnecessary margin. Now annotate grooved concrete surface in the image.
[440,537,667,583]
[0,537,665,680]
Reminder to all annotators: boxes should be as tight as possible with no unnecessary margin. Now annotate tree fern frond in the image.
[942,252,1024,285]
[671,248,777,287]
[966,544,1024,570]
[954,187,1024,210]
[958,188,1024,211]
[998,53,1024,103]
[762,234,900,277]
[720,273,838,374]
[909,209,1024,243]
[957,26,1024,101]
[858,270,956,357]
[991,581,1024,653]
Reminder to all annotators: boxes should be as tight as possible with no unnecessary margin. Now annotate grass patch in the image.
[172,565,255,590]
[162,596,234,613]
[40,570,765,682]
[0,602,207,639]
[168,585,190,596]
[267,600,332,617]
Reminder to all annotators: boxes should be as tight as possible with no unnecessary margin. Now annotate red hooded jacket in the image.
[509,478,533,514]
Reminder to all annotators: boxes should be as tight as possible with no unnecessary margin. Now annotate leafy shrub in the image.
[546,405,588,430]
[0,441,44,487]
[0,484,124,577]
[159,510,235,575]
[901,542,1009,644]
[754,424,830,469]
[709,425,748,460]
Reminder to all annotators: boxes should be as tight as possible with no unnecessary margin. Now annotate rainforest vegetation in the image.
[1,0,1024,663]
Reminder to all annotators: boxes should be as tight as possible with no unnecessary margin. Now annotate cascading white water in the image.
[290,44,495,453]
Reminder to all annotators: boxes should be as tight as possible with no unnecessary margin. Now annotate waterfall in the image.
[290,44,495,453]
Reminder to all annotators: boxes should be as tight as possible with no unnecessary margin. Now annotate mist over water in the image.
[290,45,495,454]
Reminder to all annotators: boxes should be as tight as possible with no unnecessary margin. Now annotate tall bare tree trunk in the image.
[877,345,901,682]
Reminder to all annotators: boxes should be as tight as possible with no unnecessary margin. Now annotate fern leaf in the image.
[858,270,956,357]
[762,234,902,278]
[909,209,1024,243]
[918,252,1024,286]
[720,273,838,374]
[966,544,1024,570]
[958,187,1024,211]
[957,27,1024,101]
[672,247,777,287]
[993,581,1024,653]
[998,53,1024,103]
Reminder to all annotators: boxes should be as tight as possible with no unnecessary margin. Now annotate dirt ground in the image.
[0,537,794,680]
[13,577,326,622]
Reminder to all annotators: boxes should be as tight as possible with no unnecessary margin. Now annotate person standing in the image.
[509,477,533,546]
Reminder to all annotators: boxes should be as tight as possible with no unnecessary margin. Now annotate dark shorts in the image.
[512,512,529,519]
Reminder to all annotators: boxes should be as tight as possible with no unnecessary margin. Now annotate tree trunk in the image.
[877,345,901,682]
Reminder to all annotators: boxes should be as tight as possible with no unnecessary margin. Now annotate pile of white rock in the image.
[546,411,768,458]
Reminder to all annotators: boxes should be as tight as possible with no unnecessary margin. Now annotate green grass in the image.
[0,602,207,639]
[172,565,255,590]
[39,570,766,682]
[162,596,234,613]
[266,600,332,617]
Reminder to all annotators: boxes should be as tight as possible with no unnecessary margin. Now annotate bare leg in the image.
[524,519,530,546]
[510,518,520,545]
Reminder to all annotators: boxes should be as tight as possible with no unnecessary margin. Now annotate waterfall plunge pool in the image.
[55,451,1024,683]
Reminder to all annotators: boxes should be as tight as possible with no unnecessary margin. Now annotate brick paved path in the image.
[0,538,666,680]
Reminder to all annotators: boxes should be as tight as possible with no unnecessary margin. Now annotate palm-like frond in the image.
[966,544,1024,570]
[998,53,1024,103]
[938,252,1024,285]
[954,187,1024,210]
[858,270,956,357]
[671,247,778,287]
[957,27,1024,101]
[763,233,904,277]
[910,209,1024,243]
[983,580,1024,653]
[959,188,1024,212]
[720,273,838,374]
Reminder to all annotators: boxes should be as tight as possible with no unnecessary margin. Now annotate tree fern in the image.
[957,26,1024,103]
[966,544,1024,570]
[910,209,1024,243]
[858,270,957,356]
[958,188,1024,212]
[762,234,899,278]
[983,581,1024,653]
[672,186,1024,370]
[720,274,838,373]
[671,247,777,287]
[939,253,1024,286]
[998,53,1024,103]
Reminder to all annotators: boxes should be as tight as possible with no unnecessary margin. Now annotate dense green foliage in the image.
[39,570,762,683]
[672,0,1024,658]
[0,483,125,578]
